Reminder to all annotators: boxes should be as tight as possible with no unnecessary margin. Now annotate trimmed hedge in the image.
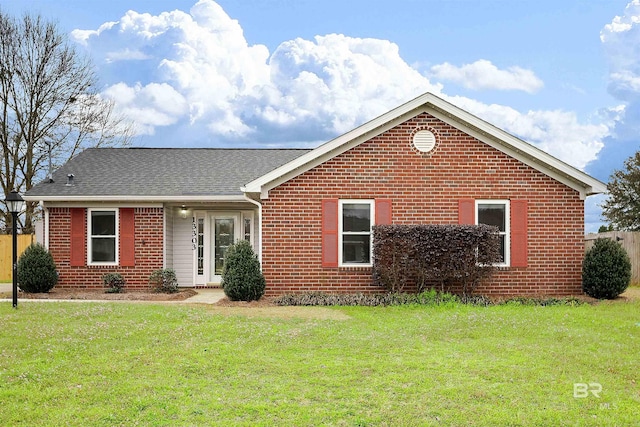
[582,238,631,299]
[222,240,265,301]
[17,243,58,293]
[372,224,501,295]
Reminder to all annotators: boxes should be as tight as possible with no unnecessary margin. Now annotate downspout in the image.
[243,193,263,264]
[41,201,49,249]
[162,205,167,269]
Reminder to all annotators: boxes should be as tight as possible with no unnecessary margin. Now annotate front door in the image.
[210,214,240,282]
[193,210,253,286]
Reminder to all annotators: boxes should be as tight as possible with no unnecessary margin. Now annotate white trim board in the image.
[243,92,606,200]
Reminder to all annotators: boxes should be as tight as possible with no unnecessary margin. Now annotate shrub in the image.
[17,243,58,293]
[273,291,584,307]
[501,297,584,307]
[582,238,631,299]
[102,273,125,293]
[149,268,179,293]
[372,224,501,296]
[274,291,469,307]
[221,240,265,301]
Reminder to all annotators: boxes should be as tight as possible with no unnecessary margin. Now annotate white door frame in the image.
[192,210,255,286]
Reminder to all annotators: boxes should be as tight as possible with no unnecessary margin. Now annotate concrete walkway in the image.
[182,288,226,304]
[0,283,226,304]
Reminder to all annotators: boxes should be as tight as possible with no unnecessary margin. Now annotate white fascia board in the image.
[23,195,248,203]
[243,95,435,198]
[425,102,607,198]
[242,92,606,199]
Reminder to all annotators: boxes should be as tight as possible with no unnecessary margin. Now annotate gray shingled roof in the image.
[26,148,310,199]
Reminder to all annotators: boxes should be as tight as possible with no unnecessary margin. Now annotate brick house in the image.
[24,93,606,296]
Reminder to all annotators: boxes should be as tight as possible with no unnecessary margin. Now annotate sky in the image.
[2,0,639,232]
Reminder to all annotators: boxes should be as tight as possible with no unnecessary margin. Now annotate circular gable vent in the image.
[412,130,436,153]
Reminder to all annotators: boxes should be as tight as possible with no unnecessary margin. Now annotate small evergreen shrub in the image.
[17,243,58,293]
[102,273,125,293]
[221,240,265,301]
[149,268,179,293]
[582,238,631,299]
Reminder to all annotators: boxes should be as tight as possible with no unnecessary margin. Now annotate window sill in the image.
[338,264,372,270]
[87,263,118,268]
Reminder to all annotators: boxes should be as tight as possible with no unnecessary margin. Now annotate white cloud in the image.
[600,0,640,41]
[73,0,606,170]
[106,48,152,62]
[429,60,544,93]
[446,96,607,169]
[259,33,441,135]
[586,1,640,183]
[102,82,188,135]
[600,0,640,101]
[610,71,640,94]
[585,194,607,233]
[70,21,117,46]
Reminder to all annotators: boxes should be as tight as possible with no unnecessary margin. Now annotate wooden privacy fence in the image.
[585,231,640,286]
[0,234,35,282]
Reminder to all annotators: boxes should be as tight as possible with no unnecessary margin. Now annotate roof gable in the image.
[243,93,606,200]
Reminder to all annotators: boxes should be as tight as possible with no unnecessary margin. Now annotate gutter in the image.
[243,193,263,264]
[22,195,249,203]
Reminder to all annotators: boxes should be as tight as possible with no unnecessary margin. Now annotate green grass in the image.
[1,300,639,426]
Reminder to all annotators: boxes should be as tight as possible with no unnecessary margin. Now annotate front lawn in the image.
[0,298,638,426]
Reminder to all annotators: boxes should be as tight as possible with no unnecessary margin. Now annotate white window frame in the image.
[338,199,374,267]
[241,211,254,246]
[475,200,510,267]
[87,208,119,266]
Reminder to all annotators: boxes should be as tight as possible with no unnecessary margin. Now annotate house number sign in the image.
[192,217,197,250]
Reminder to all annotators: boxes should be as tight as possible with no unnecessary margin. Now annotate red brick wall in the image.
[48,207,163,289]
[261,113,585,296]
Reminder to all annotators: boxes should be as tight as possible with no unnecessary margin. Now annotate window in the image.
[197,217,204,275]
[241,211,253,244]
[476,200,509,266]
[88,209,118,264]
[339,200,374,266]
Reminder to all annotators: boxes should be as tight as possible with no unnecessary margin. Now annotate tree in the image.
[598,224,614,233]
[602,151,640,231]
[0,11,132,234]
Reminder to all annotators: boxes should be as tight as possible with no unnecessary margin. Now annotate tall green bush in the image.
[17,243,58,293]
[582,238,631,299]
[221,240,265,301]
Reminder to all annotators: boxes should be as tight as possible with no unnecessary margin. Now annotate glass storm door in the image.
[211,215,239,278]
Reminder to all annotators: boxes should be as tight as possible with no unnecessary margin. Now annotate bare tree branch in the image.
[0,11,133,233]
